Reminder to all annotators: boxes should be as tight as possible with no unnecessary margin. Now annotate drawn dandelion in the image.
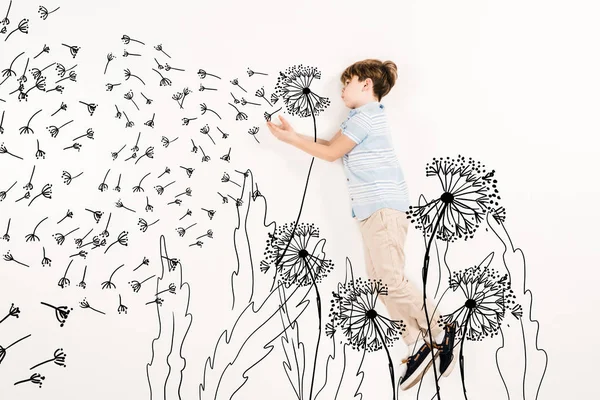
[103,52,116,74]
[146,297,163,306]
[135,146,154,165]
[101,263,124,289]
[131,172,150,193]
[74,228,92,248]
[248,127,260,143]
[57,210,73,224]
[264,107,282,122]
[198,83,217,91]
[77,265,87,288]
[47,119,73,138]
[40,246,51,267]
[168,198,182,206]
[40,302,72,327]
[4,17,28,42]
[56,70,77,85]
[117,294,128,314]
[133,256,150,272]
[199,124,215,144]
[274,64,331,117]
[330,278,405,400]
[122,34,145,45]
[441,264,517,398]
[14,373,45,387]
[105,230,128,253]
[0,181,16,202]
[62,170,83,185]
[161,135,178,148]
[38,5,60,20]
[175,222,196,237]
[129,274,156,293]
[35,139,46,159]
[123,49,141,57]
[180,166,194,178]
[0,142,23,160]
[156,283,176,296]
[154,43,170,58]
[50,102,67,117]
[144,113,155,128]
[230,78,246,92]
[220,147,232,161]
[57,260,73,288]
[157,166,170,179]
[14,191,30,203]
[85,208,103,223]
[145,196,153,212]
[27,183,51,206]
[240,97,260,106]
[79,298,105,314]
[160,254,181,272]
[25,216,48,242]
[175,187,192,198]
[123,111,134,127]
[227,102,247,121]
[114,105,122,118]
[124,89,139,110]
[19,109,42,134]
[247,67,268,77]
[138,218,159,232]
[73,128,94,141]
[152,68,171,86]
[195,229,213,241]
[201,208,216,220]
[55,62,76,78]
[124,68,145,86]
[1,218,10,242]
[179,209,192,220]
[61,43,80,58]
[141,92,152,104]
[30,348,66,370]
[0,303,20,325]
[53,227,79,246]
[98,169,110,191]
[221,171,240,187]
[154,180,174,195]
[1,334,31,365]
[63,142,82,152]
[255,86,272,106]
[197,68,221,79]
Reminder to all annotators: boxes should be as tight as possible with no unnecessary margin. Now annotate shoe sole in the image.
[400,348,440,391]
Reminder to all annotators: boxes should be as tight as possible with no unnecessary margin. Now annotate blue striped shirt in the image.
[339,101,410,221]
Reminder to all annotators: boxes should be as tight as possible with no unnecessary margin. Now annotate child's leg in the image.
[359,208,444,346]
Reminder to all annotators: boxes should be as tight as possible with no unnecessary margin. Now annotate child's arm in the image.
[296,133,330,146]
[289,129,356,162]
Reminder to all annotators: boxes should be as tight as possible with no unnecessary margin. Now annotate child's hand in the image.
[266,115,297,143]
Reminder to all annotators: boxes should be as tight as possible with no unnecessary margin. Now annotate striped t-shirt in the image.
[339,101,410,221]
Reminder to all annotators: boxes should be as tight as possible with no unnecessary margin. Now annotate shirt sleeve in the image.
[340,112,371,145]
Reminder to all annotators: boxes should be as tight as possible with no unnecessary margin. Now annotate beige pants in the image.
[358,207,443,345]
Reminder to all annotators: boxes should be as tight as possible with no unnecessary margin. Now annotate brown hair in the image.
[340,59,398,101]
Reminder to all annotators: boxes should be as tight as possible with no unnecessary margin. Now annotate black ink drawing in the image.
[254,87,272,106]
[41,247,51,267]
[130,274,155,293]
[62,170,83,185]
[167,198,182,206]
[180,166,193,178]
[138,218,159,233]
[25,216,48,242]
[0,142,23,159]
[0,110,5,132]
[152,68,171,86]
[135,146,154,165]
[98,169,110,191]
[35,139,46,158]
[4,17,28,42]
[161,135,178,148]
[47,119,74,138]
[175,223,196,237]
[101,263,124,289]
[157,167,170,179]
[106,82,121,91]
[28,183,52,206]
[104,52,115,74]
[230,78,246,93]
[133,172,151,192]
[198,82,216,92]
[117,294,128,314]
[101,212,112,237]
[0,181,17,201]
[220,147,231,161]
[145,196,154,212]
[15,190,30,202]
[2,218,10,241]
[141,92,152,104]
[179,209,191,220]
[114,174,122,191]
[57,210,73,224]
[0,303,20,325]
[330,278,405,400]
[123,110,134,127]
[58,260,74,288]
[146,235,192,399]
[122,34,145,45]
[247,127,260,143]
[123,49,141,57]
[133,256,149,272]
[62,142,81,152]
[14,373,45,388]
[247,67,267,77]
[197,68,220,80]
[200,102,222,119]
[53,227,79,245]
[153,43,170,58]
[2,251,29,267]
[24,166,35,189]
[115,199,135,212]
[40,301,72,327]
[79,298,105,314]
[19,108,42,134]
[73,127,94,141]
[125,69,145,85]
[124,89,140,110]
[175,187,191,198]
[55,70,76,85]
[199,124,215,144]
[30,347,67,370]
[144,113,155,128]
[75,228,92,248]
[0,0,13,33]
[114,104,122,118]
[51,102,67,116]
[0,333,31,365]
[79,100,97,115]
[227,102,247,121]
[77,265,87,288]
[38,5,60,20]
[69,250,87,258]
[112,145,125,160]
[104,230,128,254]
[221,171,240,187]
[85,208,103,223]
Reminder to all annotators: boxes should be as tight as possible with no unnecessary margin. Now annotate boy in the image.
[266,59,457,390]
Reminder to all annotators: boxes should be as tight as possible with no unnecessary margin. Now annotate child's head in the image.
[340,59,398,108]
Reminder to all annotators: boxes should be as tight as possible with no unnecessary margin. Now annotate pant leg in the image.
[359,208,444,345]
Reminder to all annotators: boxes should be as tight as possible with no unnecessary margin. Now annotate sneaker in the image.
[399,342,440,391]
[434,322,458,377]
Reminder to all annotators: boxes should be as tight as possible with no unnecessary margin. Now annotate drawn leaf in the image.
[278,284,306,400]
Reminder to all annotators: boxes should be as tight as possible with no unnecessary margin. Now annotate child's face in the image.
[341,75,372,108]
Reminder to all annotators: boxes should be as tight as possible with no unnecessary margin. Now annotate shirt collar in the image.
[348,101,384,116]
